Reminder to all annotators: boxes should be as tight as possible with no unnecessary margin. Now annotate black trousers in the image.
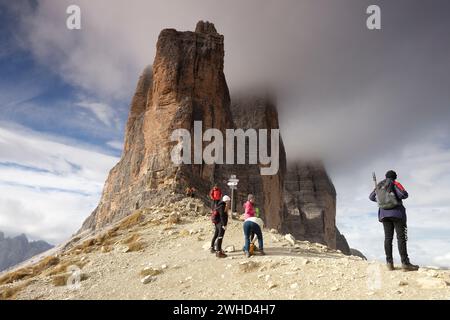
[211,223,226,252]
[382,217,409,264]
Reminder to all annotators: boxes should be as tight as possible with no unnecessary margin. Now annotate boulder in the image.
[141,275,156,284]
[284,234,296,246]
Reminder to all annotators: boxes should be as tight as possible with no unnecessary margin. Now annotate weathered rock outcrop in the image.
[80,21,352,254]
[82,21,234,230]
[0,232,53,272]
[228,93,286,229]
[282,162,344,251]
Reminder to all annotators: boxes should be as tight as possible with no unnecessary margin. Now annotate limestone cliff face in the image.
[80,21,351,254]
[229,94,286,230]
[282,162,343,251]
[82,21,234,230]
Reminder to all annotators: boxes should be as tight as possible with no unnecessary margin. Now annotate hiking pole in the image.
[372,172,378,188]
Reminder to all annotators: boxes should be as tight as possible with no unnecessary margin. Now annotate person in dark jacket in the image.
[210,195,231,258]
[369,170,419,271]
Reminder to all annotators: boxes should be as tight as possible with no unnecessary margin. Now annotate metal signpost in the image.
[227,175,239,213]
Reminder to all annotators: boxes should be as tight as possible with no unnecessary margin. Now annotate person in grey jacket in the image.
[369,170,419,271]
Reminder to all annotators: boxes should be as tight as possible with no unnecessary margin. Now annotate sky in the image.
[0,0,449,267]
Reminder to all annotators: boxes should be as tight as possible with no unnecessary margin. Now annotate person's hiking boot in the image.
[259,250,266,256]
[402,262,419,272]
[386,262,395,271]
[244,251,251,258]
[209,247,215,254]
[216,251,227,258]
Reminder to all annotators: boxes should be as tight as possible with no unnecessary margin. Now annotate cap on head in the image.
[385,170,397,180]
[222,195,231,202]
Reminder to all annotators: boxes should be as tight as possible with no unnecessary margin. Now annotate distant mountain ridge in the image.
[0,231,53,272]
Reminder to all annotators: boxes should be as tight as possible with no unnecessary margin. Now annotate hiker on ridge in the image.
[369,170,419,272]
[210,195,231,258]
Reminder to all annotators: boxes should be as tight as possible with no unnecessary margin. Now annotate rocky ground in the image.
[0,197,449,300]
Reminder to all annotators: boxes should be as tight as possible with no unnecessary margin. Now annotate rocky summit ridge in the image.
[0,199,448,300]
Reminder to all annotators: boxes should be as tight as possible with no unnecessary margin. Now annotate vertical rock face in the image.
[82,21,234,230]
[282,163,351,253]
[282,162,337,249]
[80,21,351,253]
[229,94,286,230]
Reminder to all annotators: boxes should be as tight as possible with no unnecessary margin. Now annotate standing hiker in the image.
[210,195,231,258]
[243,216,265,258]
[209,184,222,209]
[370,170,419,271]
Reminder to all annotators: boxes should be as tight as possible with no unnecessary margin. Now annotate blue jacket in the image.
[369,179,409,222]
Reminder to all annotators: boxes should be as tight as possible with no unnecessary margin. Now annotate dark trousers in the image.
[382,217,409,264]
[211,223,226,252]
[243,221,263,252]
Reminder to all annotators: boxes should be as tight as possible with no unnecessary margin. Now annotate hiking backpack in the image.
[211,208,220,224]
[373,172,400,210]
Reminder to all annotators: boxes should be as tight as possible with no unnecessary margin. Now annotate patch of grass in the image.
[52,273,89,287]
[127,240,146,252]
[118,211,145,231]
[0,269,33,285]
[68,228,120,256]
[0,256,60,285]
[101,245,112,253]
[0,281,31,300]
[122,233,141,245]
[45,259,88,277]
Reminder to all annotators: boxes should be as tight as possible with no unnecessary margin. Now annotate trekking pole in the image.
[372,172,378,188]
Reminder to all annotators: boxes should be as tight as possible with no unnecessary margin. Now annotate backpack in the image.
[211,208,220,224]
[375,179,400,210]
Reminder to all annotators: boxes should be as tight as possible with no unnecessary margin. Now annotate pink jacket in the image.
[243,201,255,219]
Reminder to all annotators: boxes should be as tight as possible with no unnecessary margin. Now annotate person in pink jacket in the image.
[243,194,256,219]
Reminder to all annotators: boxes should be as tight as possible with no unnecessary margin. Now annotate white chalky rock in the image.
[284,234,296,246]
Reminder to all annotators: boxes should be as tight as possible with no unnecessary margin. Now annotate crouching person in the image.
[210,195,231,258]
[243,216,265,258]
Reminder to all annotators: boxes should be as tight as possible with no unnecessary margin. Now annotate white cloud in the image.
[107,140,124,151]
[434,253,450,268]
[0,125,119,244]
[0,124,117,181]
[76,101,118,127]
